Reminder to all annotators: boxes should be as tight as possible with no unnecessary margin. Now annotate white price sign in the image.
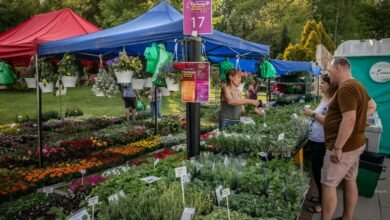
[175,166,188,178]
[140,176,161,183]
[215,185,223,206]
[80,169,86,175]
[182,174,191,184]
[88,196,99,206]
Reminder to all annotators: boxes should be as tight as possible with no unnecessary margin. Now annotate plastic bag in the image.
[0,61,15,85]
[152,44,172,87]
[136,100,144,111]
[219,58,234,81]
[144,43,159,75]
[260,60,276,78]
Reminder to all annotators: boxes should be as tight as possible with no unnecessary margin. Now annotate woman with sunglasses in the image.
[303,73,337,213]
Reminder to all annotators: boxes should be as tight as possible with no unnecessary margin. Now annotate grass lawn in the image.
[0,86,186,125]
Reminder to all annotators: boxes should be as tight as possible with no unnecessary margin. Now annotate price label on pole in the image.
[182,174,191,184]
[175,166,188,178]
[43,186,53,195]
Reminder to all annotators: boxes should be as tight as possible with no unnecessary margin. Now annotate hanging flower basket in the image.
[144,77,153,88]
[132,78,146,90]
[38,82,54,93]
[160,87,170,96]
[24,78,36,88]
[165,78,180,91]
[56,87,67,96]
[115,70,133,83]
[61,76,78,87]
[94,91,104,97]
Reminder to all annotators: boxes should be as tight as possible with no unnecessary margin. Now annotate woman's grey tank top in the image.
[220,90,241,120]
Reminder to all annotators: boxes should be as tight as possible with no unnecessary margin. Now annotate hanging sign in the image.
[181,62,210,103]
[183,0,213,35]
[369,62,390,83]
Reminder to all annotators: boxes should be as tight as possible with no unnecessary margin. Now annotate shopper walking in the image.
[149,85,162,119]
[303,73,337,214]
[120,83,139,122]
[321,57,376,220]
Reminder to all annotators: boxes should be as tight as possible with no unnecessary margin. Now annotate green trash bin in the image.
[356,151,385,198]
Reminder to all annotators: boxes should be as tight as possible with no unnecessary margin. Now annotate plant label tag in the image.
[278,133,285,141]
[212,161,215,171]
[43,186,54,194]
[215,185,223,206]
[224,156,229,167]
[80,169,86,175]
[180,207,196,220]
[222,188,230,198]
[140,176,161,183]
[153,158,160,168]
[182,174,191,184]
[175,166,187,178]
[258,152,268,158]
[67,207,91,220]
[88,196,99,206]
[263,123,267,128]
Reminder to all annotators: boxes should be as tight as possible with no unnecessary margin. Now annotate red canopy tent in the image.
[0,8,99,66]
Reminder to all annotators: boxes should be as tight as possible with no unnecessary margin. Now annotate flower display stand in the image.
[132,78,146,90]
[160,87,170,96]
[115,70,133,83]
[61,76,78,87]
[144,77,153,88]
[38,82,54,93]
[165,78,179,91]
[24,78,36,88]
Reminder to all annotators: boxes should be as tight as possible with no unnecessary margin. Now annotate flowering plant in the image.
[111,52,143,74]
[241,71,254,88]
[91,69,118,98]
[58,53,78,77]
[70,175,106,192]
[158,62,184,84]
[39,59,56,84]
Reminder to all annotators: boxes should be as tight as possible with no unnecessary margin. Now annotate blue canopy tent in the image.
[208,56,322,76]
[38,1,269,59]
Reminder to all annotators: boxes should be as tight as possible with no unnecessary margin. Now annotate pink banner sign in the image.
[183,0,213,35]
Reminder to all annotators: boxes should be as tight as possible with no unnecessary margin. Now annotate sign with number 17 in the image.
[183,0,213,35]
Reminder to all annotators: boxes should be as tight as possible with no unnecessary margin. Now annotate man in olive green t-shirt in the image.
[321,57,377,220]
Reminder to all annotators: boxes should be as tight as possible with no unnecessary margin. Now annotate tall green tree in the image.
[0,0,41,32]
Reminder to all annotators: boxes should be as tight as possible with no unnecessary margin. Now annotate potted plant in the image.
[128,57,145,90]
[38,59,55,93]
[91,69,119,98]
[58,53,78,87]
[158,62,184,92]
[111,52,138,83]
[21,66,36,88]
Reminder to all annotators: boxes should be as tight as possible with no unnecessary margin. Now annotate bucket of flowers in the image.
[111,52,142,83]
[58,53,78,87]
[38,59,55,93]
[21,67,36,88]
[158,62,184,92]
[130,58,146,90]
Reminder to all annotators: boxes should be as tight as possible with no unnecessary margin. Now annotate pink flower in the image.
[42,147,48,154]
[27,150,32,155]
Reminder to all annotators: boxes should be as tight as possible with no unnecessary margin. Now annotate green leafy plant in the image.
[158,62,184,84]
[42,110,61,121]
[58,53,78,77]
[65,107,84,117]
[39,59,56,84]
